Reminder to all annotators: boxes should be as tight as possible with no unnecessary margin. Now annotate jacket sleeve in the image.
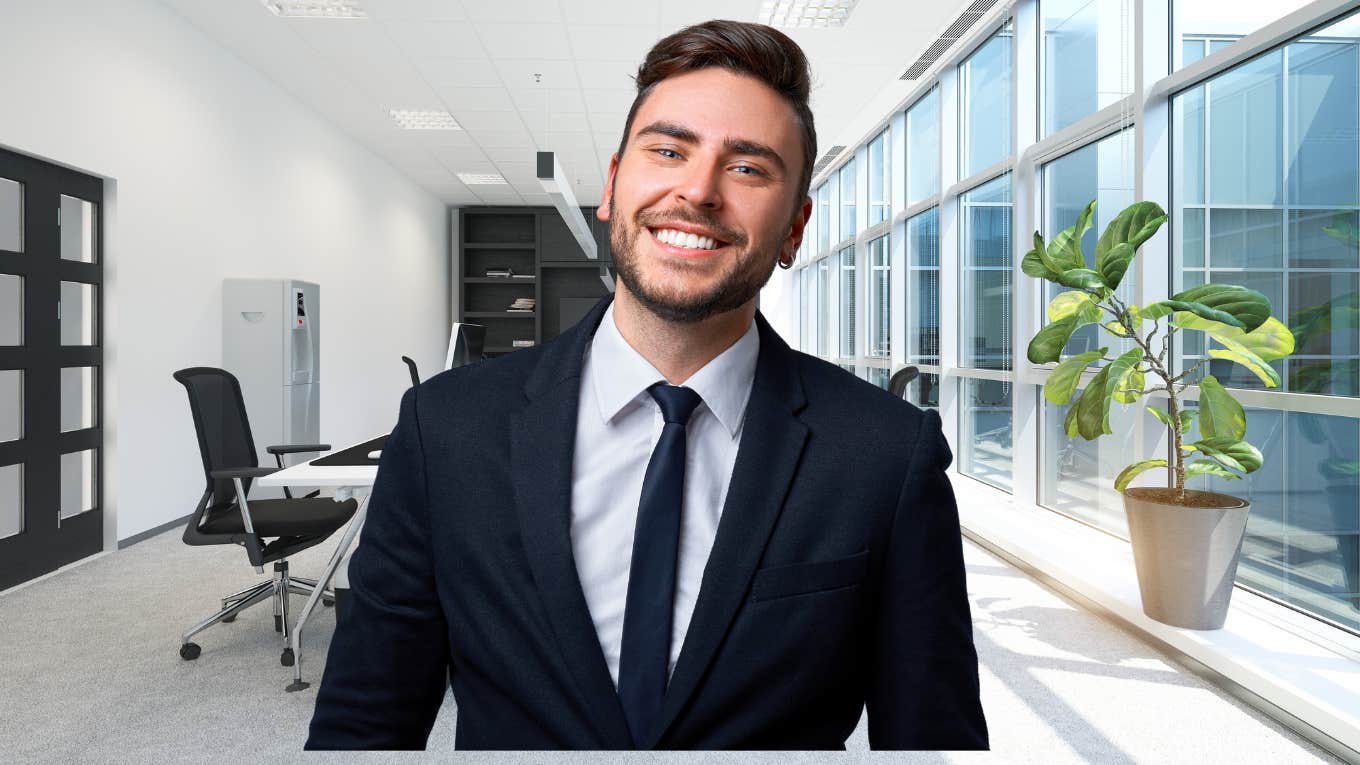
[305,387,451,750]
[867,408,989,750]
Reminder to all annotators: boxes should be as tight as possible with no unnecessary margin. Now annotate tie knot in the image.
[648,383,702,426]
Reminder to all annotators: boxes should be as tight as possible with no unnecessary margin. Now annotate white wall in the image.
[0,0,449,543]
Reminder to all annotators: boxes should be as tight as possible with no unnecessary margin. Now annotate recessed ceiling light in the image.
[389,109,462,130]
[457,173,508,185]
[262,1,367,19]
[757,0,857,28]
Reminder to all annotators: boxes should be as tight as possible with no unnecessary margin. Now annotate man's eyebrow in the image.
[634,121,787,175]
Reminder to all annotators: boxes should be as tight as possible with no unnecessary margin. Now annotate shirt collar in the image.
[589,302,760,437]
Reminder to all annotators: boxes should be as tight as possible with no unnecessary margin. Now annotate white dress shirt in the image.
[570,302,760,688]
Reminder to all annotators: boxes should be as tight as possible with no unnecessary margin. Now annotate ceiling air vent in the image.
[900,0,1000,80]
[810,145,847,178]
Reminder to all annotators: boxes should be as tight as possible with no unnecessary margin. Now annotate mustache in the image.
[635,209,745,246]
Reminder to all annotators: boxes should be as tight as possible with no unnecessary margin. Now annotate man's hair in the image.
[616,19,817,207]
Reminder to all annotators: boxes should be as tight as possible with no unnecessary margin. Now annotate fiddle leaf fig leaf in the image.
[1048,200,1096,272]
[1196,375,1246,441]
[1191,438,1264,474]
[1184,459,1242,481]
[1148,405,1176,431]
[1170,284,1271,332]
[1044,349,1107,405]
[1172,313,1295,362]
[1028,315,1080,364]
[1095,201,1167,291]
[1115,459,1169,493]
[1207,348,1281,388]
[1057,268,1108,291]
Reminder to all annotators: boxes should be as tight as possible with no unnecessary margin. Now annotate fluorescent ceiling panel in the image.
[756,0,858,28]
[457,172,509,185]
[389,109,462,129]
[262,1,367,19]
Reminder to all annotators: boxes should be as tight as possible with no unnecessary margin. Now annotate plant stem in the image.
[1106,292,1184,500]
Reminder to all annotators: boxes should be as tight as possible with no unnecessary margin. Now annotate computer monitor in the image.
[444,322,486,370]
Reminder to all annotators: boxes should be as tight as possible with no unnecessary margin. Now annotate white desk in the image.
[258,442,379,692]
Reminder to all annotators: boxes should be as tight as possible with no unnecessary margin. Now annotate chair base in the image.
[179,560,334,663]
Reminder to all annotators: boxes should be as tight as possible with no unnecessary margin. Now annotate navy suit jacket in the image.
[306,295,987,750]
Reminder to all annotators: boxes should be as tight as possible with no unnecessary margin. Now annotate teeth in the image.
[653,228,719,250]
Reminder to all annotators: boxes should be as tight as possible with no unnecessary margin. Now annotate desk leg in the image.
[286,494,369,693]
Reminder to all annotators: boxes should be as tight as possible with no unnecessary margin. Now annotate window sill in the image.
[951,473,1360,760]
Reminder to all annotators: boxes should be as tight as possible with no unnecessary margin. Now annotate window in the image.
[961,24,1014,178]
[907,208,940,366]
[960,174,1013,492]
[839,246,856,358]
[868,235,891,357]
[1043,0,1134,135]
[907,88,939,205]
[816,256,830,358]
[1172,8,1360,634]
[839,160,857,239]
[816,181,831,254]
[799,267,810,352]
[1174,13,1360,397]
[1174,0,1317,70]
[1041,130,1137,360]
[961,175,1013,370]
[869,128,891,225]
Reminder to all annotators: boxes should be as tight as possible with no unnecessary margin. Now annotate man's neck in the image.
[610,286,755,386]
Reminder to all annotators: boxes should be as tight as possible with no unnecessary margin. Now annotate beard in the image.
[609,196,784,324]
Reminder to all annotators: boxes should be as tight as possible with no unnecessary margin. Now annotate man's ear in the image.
[597,154,619,222]
[780,196,814,264]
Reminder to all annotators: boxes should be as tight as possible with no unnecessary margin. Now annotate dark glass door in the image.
[0,147,103,590]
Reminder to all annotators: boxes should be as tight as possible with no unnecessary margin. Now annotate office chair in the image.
[173,367,358,667]
[445,322,487,369]
[401,355,420,387]
[888,365,920,399]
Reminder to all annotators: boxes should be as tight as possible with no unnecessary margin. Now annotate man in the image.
[307,19,987,750]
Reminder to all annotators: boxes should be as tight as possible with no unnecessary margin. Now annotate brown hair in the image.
[617,20,818,207]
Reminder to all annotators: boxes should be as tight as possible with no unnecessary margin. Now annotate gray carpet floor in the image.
[0,522,1339,764]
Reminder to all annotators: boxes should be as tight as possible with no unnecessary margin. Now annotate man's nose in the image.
[676,161,722,209]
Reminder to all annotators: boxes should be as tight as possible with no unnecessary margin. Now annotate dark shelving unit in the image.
[459,206,613,359]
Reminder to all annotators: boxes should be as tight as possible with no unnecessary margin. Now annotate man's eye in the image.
[733,165,765,176]
[655,149,681,159]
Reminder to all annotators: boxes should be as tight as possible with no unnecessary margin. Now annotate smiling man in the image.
[306,20,987,751]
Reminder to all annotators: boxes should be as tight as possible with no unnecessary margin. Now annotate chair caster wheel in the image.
[222,614,236,623]
[281,648,295,667]
[274,615,283,632]
[323,597,334,607]
[180,642,201,660]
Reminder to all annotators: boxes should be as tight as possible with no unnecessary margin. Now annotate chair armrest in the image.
[266,443,331,455]
[210,466,279,480]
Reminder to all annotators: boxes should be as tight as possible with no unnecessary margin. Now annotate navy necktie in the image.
[618,382,703,748]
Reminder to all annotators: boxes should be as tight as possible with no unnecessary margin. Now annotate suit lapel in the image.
[510,294,633,748]
[647,311,810,748]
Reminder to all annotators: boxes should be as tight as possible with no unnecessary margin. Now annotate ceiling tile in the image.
[658,1,739,28]
[463,0,564,24]
[493,162,542,184]
[477,23,573,60]
[573,60,636,90]
[417,58,503,88]
[383,20,485,59]
[469,126,534,148]
[566,26,658,64]
[483,145,539,164]
[508,88,586,115]
[429,144,493,166]
[492,59,579,90]
[437,86,516,112]
[522,110,592,134]
[588,113,629,138]
[561,0,658,26]
[450,110,525,132]
[531,130,597,155]
[363,0,468,21]
[581,89,634,114]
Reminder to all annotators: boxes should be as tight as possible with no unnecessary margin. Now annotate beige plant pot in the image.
[1123,487,1251,630]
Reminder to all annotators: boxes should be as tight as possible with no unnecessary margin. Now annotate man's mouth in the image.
[647,226,729,252]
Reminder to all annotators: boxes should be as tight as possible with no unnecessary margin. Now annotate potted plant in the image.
[1024,199,1296,629]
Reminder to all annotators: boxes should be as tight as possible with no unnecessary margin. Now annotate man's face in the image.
[598,67,812,324]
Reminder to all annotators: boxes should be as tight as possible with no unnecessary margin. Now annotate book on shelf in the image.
[484,265,513,277]
[511,340,536,348]
[510,274,535,279]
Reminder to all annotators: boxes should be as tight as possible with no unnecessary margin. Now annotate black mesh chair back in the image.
[174,367,259,510]
[401,356,420,388]
[888,365,920,400]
